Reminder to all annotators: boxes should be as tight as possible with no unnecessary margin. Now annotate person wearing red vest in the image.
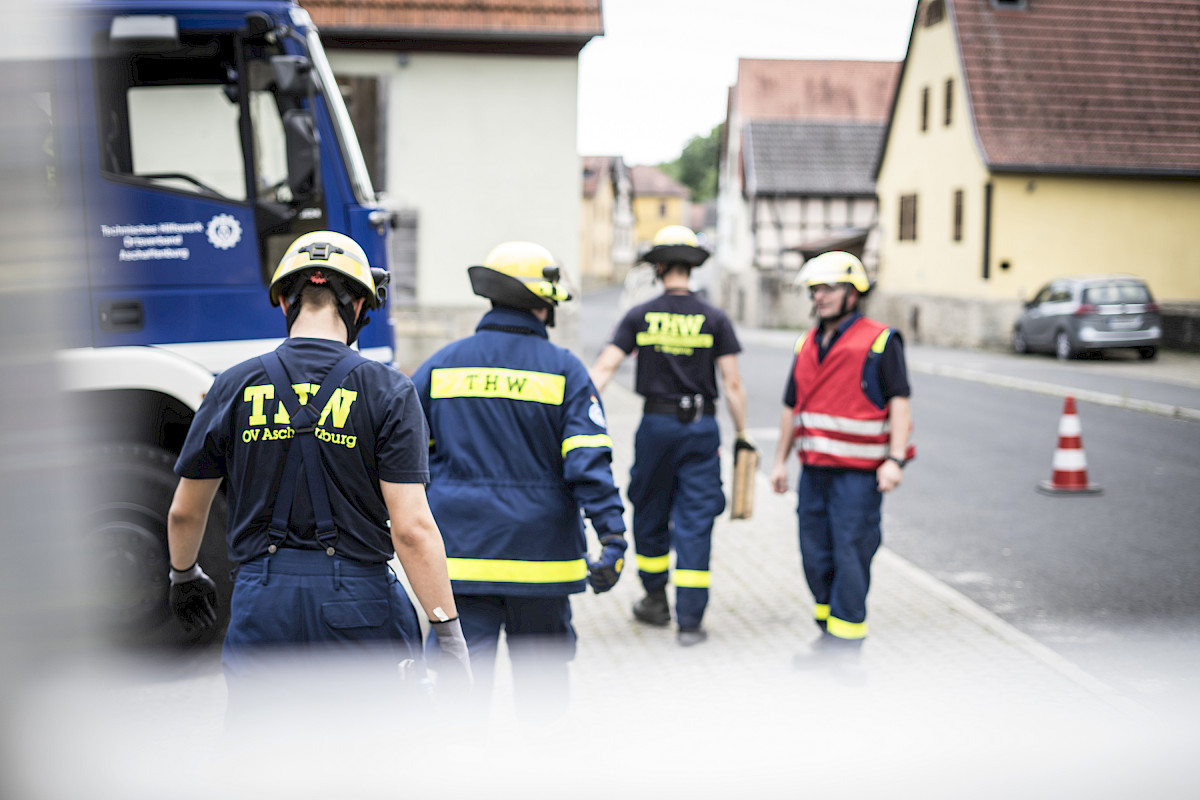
[768,251,913,671]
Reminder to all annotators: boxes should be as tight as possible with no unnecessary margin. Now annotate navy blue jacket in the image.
[411,308,626,596]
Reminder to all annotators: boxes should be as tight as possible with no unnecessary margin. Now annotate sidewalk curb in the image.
[910,361,1200,422]
[875,546,1146,715]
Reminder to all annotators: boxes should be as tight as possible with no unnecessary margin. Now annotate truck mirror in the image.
[283,109,319,202]
[110,14,180,51]
[271,55,313,97]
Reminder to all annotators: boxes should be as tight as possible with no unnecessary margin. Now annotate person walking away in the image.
[166,231,470,718]
[768,251,914,671]
[590,225,751,647]
[410,241,627,722]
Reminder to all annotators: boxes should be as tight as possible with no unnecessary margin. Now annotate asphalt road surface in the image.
[580,285,1200,712]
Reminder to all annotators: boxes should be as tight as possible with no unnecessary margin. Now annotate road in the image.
[580,285,1200,710]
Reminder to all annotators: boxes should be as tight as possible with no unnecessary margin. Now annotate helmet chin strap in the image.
[284,274,370,345]
[810,285,856,324]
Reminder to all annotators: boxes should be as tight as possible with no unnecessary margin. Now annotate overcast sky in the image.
[578,0,919,166]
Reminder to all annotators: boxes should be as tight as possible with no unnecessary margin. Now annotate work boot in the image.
[632,587,670,626]
[677,626,708,647]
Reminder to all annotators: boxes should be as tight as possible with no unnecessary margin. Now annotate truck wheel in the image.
[85,443,231,652]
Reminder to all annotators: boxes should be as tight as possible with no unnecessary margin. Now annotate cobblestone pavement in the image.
[470,383,1197,798]
[13,385,1198,800]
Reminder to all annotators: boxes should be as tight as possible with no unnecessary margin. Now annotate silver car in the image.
[1012,275,1162,360]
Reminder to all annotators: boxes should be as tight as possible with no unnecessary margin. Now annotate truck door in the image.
[78,11,329,357]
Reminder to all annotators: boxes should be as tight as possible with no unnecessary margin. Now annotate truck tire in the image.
[86,442,231,652]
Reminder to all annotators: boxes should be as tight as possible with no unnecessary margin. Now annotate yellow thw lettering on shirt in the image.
[272,383,319,425]
[636,313,713,350]
[243,385,274,426]
[317,388,358,429]
[243,382,356,428]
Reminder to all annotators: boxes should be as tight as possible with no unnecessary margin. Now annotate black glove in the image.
[168,563,218,634]
[735,432,758,454]
[586,534,627,594]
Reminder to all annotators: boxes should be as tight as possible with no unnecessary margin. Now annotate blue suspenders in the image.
[259,350,368,556]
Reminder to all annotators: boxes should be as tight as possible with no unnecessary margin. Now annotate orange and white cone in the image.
[1038,396,1102,495]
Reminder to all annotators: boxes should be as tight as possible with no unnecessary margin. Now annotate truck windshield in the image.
[306,30,375,206]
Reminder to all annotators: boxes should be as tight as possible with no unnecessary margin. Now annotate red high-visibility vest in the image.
[792,317,898,470]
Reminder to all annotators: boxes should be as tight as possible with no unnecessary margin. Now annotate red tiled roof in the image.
[630,165,689,198]
[582,155,611,198]
[301,0,603,37]
[735,59,901,123]
[950,0,1200,174]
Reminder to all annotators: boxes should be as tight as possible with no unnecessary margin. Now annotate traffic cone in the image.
[1037,396,1102,495]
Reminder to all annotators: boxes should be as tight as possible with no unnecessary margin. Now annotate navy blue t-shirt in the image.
[175,338,429,564]
[609,291,741,401]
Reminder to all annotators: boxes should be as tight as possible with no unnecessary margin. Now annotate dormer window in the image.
[991,0,1028,9]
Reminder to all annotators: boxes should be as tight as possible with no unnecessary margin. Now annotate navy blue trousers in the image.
[795,467,882,640]
[627,412,725,629]
[427,594,575,721]
[222,549,423,713]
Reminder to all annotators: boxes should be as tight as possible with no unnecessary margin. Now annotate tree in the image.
[658,123,723,203]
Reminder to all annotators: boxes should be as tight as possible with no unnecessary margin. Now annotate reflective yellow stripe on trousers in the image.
[826,616,868,640]
[447,558,587,584]
[636,554,669,574]
[674,569,710,588]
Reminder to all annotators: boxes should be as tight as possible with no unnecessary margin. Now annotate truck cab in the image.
[47,1,394,648]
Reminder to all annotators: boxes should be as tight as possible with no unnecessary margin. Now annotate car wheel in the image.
[1138,346,1158,360]
[1012,326,1029,354]
[1055,330,1076,360]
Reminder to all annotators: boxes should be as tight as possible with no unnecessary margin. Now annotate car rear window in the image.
[1083,282,1152,304]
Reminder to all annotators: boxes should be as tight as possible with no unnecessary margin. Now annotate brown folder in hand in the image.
[731,440,758,520]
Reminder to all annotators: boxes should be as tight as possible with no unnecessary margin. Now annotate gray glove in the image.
[429,617,473,693]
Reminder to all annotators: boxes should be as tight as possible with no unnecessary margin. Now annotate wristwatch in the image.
[886,455,908,468]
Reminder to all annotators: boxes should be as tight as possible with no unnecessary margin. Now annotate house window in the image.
[659,202,667,217]
[991,0,1027,8]
[953,189,963,241]
[899,194,918,241]
[922,0,945,25]
[944,78,954,126]
[920,86,929,132]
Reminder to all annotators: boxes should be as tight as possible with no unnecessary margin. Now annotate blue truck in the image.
[46,0,394,648]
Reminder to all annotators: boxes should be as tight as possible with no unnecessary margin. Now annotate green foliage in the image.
[658,122,723,203]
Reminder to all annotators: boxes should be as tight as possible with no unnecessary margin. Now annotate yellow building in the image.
[580,156,635,289]
[874,0,1200,348]
[630,165,691,254]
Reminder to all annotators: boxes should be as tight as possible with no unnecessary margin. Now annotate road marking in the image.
[911,361,1200,422]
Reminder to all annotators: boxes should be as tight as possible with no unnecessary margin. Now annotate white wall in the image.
[328,50,583,310]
